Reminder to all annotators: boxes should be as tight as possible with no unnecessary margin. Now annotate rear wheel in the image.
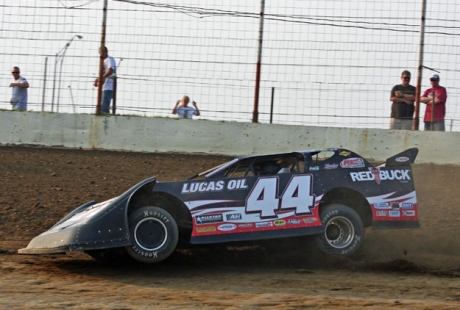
[125,206,179,263]
[315,203,364,256]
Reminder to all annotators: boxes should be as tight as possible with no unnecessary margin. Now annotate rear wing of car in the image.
[385,148,419,167]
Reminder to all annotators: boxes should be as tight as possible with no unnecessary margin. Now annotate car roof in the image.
[202,148,361,179]
[234,148,347,161]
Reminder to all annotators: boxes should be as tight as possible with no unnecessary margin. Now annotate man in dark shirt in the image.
[389,70,416,130]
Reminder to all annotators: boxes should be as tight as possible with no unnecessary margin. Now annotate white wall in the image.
[1,111,458,165]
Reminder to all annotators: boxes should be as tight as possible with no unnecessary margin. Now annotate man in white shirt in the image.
[172,95,200,119]
[94,46,116,114]
[10,66,29,111]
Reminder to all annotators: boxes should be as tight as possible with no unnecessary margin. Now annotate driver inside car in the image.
[259,158,292,175]
[276,158,292,174]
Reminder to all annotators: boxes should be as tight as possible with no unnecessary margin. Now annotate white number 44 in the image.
[246,175,315,218]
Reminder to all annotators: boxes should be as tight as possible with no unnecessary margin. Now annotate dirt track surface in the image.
[1,145,460,309]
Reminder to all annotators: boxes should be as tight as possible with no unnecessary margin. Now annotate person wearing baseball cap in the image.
[420,73,447,131]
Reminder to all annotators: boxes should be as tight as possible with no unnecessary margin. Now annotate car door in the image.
[176,156,323,244]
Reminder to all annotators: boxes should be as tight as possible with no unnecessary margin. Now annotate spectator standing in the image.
[172,95,200,119]
[420,74,447,131]
[94,46,116,114]
[10,66,29,111]
[389,70,416,130]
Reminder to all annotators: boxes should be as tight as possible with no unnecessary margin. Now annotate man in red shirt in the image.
[420,74,447,131]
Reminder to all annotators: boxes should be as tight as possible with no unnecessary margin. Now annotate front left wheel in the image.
[125,206,179,263]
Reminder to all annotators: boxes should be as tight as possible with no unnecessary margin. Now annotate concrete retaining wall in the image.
[0,111,458,165]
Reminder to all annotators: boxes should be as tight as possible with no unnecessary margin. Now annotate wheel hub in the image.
[134,218,168,251]
[325,216,354,249]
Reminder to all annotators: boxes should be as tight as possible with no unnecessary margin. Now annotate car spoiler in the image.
[385,148,419,167]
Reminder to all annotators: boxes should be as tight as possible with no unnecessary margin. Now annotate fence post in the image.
[270,87,274,124]
[252,0,265,123]
[413,0,427,130]
[42,57,47,111]
[96,0,108,114]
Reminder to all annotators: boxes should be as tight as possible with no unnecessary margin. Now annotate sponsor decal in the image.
[400,203,413,209]
[396,157,410,163]
[196,226,216,233]
[340,158,365,168]
[309,166,320,171]
[255,221,273,228]
[391,202,400,209]
[403,210,416,216]
[350,169,411,183]
[389,210,400,217]
[226,213,242,221]
[195,214,223,224]
[274,220,286,226]
[288,219,302,225]
[238,223,253,228]
[339,151,351,157]
[218,223,237,231]
[369,167,381,184]
[182,181,225,194]
[374,202,390,209]
[181,179,248,194]
[303,217,317,223]
[227,179,249,190]
[324,163,338,169]
[376,211,388,216]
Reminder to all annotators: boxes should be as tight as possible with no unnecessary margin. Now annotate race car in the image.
[19,148,420,263]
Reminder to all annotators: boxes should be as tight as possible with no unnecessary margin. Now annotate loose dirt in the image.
[1,145,459,309]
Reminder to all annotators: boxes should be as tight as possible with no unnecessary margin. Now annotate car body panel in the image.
[19,178,156,254]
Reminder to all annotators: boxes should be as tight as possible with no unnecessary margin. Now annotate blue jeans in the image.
[424,121,445,131]
[102,90,113,114]
[12,103,27,111]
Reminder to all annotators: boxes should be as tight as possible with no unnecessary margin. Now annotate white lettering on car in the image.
[227,179,248,190]
[246,175,315,218]
[350,169,411,184]
[181,180,226,194]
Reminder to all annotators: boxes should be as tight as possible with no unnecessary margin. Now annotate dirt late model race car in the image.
[19,148,420,263]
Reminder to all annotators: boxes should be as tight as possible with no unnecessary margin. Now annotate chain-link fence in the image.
[1,0,459,131]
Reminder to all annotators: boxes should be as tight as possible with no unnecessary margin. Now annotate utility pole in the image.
[413,0,427,130]
[96,0,108,114]
[252,0,265,123]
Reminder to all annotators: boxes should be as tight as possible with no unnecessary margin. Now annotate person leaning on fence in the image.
[389,70,416,130]
[94,46,116,114]
[172,95,200,119]
[10,66,29,111]
[420,74,447,132]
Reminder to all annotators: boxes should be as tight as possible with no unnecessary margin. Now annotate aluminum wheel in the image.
[324,216,355,249]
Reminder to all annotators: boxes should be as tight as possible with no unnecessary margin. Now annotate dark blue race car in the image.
[19,148,420,263]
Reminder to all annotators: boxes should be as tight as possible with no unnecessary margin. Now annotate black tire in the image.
[125,206,179,264]
[315,203,364,256]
